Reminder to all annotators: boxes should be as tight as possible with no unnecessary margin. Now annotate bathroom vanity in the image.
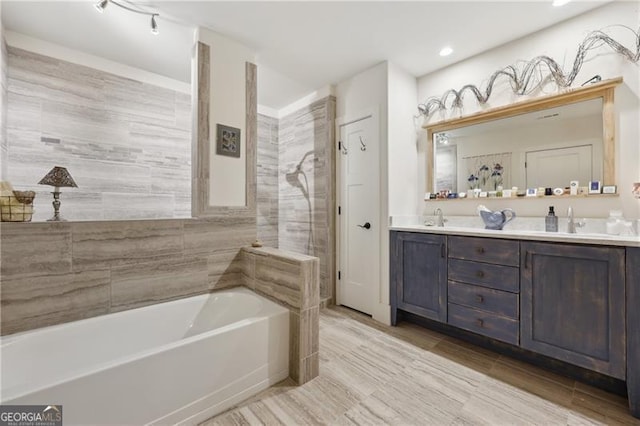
[390,226,640,418]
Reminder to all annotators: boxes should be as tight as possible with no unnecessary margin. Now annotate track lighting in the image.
[94,0,108,13]
[94,0,159,35]
[151,14,158,35]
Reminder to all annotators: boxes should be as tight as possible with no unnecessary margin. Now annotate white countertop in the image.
[390,216,640,247]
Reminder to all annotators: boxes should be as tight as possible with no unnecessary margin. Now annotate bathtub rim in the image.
[1,287,289,403]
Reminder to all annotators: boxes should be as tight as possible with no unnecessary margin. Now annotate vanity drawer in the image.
[448,303,519,345]
[448,281,519,319]
[448,258,519,293]
[448,236,519,266]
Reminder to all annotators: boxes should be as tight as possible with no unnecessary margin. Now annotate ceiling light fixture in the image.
[94,0,160,35]
[151,14,159,35]
[552,0,571,6]
[94,0,108,13]
[439,46,453,57]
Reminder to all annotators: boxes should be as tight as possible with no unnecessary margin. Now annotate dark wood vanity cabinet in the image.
[391,231,639,418]
[447,236,520,345]
[626,248,640,417]
[520,242,626,379]
[390,232,447,325]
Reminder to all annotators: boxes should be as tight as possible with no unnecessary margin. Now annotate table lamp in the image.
[38,166,78,221]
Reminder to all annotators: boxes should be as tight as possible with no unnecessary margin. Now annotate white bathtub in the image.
[0,287,289,425]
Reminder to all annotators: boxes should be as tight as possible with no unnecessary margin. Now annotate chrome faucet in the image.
[567,206,585,233]
[434,208,445,227]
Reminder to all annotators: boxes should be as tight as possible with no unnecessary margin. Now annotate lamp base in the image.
[48,190,66,221]
[46,217,67,222]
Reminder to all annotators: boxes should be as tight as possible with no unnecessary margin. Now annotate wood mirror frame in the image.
[425,77,622,196]
[192,41,257,218]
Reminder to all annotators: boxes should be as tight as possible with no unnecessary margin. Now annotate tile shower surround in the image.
[5,46,192,221]
[257,114,279,248]
[277,97,336,304]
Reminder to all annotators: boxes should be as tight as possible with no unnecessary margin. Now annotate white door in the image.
[338,115,379,315]
[526,145,593,188]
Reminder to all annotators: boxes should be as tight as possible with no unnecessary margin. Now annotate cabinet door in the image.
[626,248,640,416]
[521,242,625,379]
[391,232,447,323]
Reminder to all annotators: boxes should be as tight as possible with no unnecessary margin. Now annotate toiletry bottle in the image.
[545,206,558,232]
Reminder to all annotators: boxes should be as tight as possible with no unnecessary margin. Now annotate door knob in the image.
[357,222,371,230]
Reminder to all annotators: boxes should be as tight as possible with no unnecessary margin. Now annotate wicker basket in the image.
[0,190,35,222]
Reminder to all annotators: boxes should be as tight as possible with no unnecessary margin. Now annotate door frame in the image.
[335,107,380,309]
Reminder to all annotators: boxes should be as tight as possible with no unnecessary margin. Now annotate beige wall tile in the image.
[240,250,256,290]
[299,306,320,359]
[299,352,320,384]
[207,249,244,290]
[289,310,300,383]
[254,254,302,309]
[110,257,208,311]
[0,222,72,276]
[71,220,184,271]
[1,269,110,335]
[183,217,255,256]
[301,258,320,310]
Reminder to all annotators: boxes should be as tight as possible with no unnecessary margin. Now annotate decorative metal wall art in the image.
[417,25,640,118]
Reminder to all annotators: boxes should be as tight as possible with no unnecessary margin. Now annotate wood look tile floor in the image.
[202,307,639,426]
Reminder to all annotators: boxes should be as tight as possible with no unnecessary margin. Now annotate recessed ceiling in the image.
[2,1,611,110]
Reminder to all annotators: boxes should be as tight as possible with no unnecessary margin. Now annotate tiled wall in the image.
[5,47,191,221]
[0,217,254,335]
[278,96,336,303]
[1,38,7,180]
[257,114,279,247]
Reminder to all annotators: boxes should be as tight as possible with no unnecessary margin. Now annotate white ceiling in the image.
[2,1,611,110]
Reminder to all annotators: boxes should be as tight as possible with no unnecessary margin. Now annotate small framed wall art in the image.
[589,180,602,194]
[216,124,241,158]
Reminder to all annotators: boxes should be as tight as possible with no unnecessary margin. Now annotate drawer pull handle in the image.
[476,247,485,254]
[476,319,484,328]
[476,295,484,303]
[476,270,485,278]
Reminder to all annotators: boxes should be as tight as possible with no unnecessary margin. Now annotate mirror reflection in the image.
[433,98,604,194]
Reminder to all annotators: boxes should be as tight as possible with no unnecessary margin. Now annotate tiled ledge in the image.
[241,246,320,385]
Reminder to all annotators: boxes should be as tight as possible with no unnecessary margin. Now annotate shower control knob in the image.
[358,222,371,230]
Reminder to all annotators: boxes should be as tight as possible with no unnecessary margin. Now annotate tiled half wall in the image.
[0,217,254,335]
[242,246,320,384]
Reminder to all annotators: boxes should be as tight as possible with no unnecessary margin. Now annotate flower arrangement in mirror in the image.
[468,163,504,192]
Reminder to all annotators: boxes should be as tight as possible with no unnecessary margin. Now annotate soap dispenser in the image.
[545,206,558,232]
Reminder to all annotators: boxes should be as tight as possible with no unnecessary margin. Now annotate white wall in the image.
[336,61,390,324]
[417,1,640,219]
[388,63,419,217]
[197,28,256,207]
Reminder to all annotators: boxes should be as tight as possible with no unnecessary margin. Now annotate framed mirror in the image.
[425,78,621,198]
